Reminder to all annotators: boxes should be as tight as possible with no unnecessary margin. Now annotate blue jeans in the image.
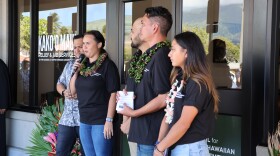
[171,139,210,156]
[79,123,113,156]
[56,124,84,156]
[137,144,154,156]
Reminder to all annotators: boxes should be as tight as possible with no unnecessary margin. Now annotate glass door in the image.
[37,0,78,105]
[182,0,244,155]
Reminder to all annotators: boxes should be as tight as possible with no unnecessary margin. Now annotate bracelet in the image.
[106,117,113,122]
[155,145,164,156]
[61,89,66,96]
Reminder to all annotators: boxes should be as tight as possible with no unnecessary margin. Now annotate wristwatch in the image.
[106,117,113,122]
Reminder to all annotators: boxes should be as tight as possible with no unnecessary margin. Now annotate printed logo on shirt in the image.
[175,92,185,98]
[144,68,149,72]
[90,73,101,77]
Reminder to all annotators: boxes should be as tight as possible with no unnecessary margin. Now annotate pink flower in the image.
[43,135,56,146]
[166,97,170,101]
[48,133,57,143]
[168,98,174,103]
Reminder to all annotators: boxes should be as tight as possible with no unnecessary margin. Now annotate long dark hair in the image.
[170,31,219,113]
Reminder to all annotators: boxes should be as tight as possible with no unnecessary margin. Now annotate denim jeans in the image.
[171,139,210,156]
[79,123,113,156]
[137,144,154,156]
[56,124,84,156]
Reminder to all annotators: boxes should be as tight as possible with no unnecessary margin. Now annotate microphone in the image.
[71,54,85,77]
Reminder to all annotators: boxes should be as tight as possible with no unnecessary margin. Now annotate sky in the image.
[22,0,241,26]
[23,3,108,26]
[125,2,132,15]
[183,0,243,9]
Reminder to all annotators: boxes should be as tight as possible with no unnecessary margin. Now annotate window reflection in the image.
[182,0,243,89]
[38,0,77,105]
[18,0,30,105]
[86,0,106,37]
[123,2,133,82]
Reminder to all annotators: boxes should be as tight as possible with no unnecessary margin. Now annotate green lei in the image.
[128,41,170,83]
[79,52,107,77]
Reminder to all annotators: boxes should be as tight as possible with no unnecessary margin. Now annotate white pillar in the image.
[0,0,8,63]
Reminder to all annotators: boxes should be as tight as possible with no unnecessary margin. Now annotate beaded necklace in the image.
[165,79,185,124]
[128,41,170,83]
[79,52,107,77]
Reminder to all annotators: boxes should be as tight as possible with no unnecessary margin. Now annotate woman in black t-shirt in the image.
[153,32,219,156]
[70,30,120,156]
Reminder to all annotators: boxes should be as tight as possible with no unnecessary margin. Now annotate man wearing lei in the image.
[56,34,85,156]
[118,6,173,155]
[120,17,150,156]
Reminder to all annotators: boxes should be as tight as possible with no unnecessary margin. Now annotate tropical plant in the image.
[27,98,80,156]
[20,15,48,52]
[268,121,280,156]
[50,12,61,34]
[183,24,209,53]
[102,24,106,36]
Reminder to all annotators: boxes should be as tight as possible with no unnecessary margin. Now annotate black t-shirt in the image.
[76,57,120,125]
[127,44,172,145]
[170,78,215,146]
[0,59,10,109]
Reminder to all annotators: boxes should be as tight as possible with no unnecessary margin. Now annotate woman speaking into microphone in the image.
[70,30,120,156]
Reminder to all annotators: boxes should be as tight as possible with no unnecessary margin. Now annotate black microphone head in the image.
[72,54,86,77]
[78,54,85,62]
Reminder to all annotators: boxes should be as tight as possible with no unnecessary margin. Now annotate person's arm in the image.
[154,106,198,153]
[57,83,73,99]
[154,116,169,156]
[69,60,82,95]
[57,61,74,98]
[103,60,121,138]
[56,61,68,95]
[119,93,167,117]
[104,92,117,139]
[69,73,78,95]
[122,115,129,123]
[57,83,66,96]
[157,116,169,142]
[120,116,131,134]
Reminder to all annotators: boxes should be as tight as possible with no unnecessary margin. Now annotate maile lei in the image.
[79,52,107,77]
[165,79,185,124]
[128,41,170,83]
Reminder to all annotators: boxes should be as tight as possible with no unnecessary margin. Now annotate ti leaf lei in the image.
[79,52,107,77]
[128,41,170,83]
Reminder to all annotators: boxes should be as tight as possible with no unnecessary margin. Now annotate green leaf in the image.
[26,128,52,156]
[27,99,81,155]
